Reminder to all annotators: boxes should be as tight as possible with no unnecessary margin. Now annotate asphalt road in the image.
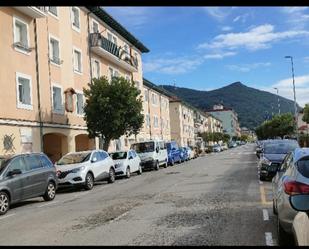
[0,143,278,245]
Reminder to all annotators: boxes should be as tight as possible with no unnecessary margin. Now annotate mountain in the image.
[161,82,299,130]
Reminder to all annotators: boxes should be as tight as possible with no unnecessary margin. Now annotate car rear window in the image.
[297,156,309,178]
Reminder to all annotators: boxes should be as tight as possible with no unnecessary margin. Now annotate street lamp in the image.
[274,87,280,115]
[284,55,298,139]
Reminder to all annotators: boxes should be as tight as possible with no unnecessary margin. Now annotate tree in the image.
[302,104,309,124]
[83,76,144,151]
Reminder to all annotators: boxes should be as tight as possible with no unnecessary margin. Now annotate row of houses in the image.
[0,6,229,163]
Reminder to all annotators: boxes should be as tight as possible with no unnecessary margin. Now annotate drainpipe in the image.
[34,19,44,152]
[87,10,93,83]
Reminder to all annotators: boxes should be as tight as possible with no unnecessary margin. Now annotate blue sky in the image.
[105,7,309,107]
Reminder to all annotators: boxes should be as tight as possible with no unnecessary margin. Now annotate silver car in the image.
[272,147,309,245]
[0,153,58,215]
[55,150,116,190]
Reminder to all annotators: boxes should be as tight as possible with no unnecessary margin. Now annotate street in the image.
[0,143,277,246]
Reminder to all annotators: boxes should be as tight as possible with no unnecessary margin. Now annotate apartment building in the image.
[169,98,195,147]
[138,79,171,142]
[207,104,240,137]
[193,110,209,150]
[0,7,148,162]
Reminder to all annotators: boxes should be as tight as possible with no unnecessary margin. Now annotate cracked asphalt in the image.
[0,143,278,245]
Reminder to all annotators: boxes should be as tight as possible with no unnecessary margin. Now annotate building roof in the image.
[143,78,175,98]
[86,7,149,53]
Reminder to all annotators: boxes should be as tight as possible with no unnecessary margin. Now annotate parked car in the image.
[221,143,228,150]
[0,153,58,215]
[166,141,182,166]
[212,144,221,153]
[55,150,116,190]
[259,139,299,181]
[228,141,237,148]
[205,146,212,153]
[186,146,195,159]
[109,150,142,178]
[131,140,168,170]
[290,194,309,246]
[179,147,189,162]
[272,147,309,245]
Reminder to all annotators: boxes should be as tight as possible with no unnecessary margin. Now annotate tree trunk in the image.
[103,138,110,151]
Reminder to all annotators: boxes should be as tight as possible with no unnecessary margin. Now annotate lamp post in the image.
[284,56,298,140]
[274,87,280,115]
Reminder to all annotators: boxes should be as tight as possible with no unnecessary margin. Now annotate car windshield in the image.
[264,142,299,154]
[57,152,91,165]
[110,152,127,160]
[132,142,155,153]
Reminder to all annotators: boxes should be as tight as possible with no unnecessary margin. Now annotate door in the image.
[90,151,104,179]
[129,150,138,172]
[23,155,47,198]
[4,156,30,203]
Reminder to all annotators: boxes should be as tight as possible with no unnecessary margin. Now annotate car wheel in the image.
[0,191,9,215]
[126,167,131,178]
[137,165,142,175]
[108,168,115,183]
[84,173,94,190]
[259,175,265,181]
[43,181,56,201]
[170,159,175,166]
[277,216,294,245]
[154,161,159,170]
[164,161,168,168]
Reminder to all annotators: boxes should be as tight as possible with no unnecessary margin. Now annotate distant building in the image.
[207,104,241,138]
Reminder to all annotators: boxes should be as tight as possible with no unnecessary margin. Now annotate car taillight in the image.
[283,180,309,195]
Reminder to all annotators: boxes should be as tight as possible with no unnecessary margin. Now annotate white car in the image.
[109,150,142,178]
[55,150,116,190]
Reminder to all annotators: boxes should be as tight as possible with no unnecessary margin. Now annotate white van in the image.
[131,140,168,171]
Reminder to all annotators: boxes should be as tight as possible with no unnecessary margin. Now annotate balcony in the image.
[13,7,47,18]
[89,33,138,73]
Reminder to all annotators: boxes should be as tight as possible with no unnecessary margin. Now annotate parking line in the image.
[262,209,269,221]
[259,185,272,205]
[0,213,15,220]
[265,232,274,246]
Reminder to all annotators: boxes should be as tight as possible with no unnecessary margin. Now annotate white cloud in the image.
[203,7,233,22]
[143,56,204,75]
[233,13,250,23]
[281,7,309,29]
[226,62,271,72]
[197,24,309,51]
[259,74,309,107]
[221,26,233,32]
[204,51,237,59]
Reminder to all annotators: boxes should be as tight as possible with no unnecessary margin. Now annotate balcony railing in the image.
[89,33,138,72]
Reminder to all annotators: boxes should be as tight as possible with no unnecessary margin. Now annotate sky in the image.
[104,7,309,107]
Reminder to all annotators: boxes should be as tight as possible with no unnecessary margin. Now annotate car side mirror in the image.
[7,169,22,177]
[91,157,97,163]
[289,195,309,212]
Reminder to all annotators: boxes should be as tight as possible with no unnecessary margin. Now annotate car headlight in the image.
[71,166,85,173]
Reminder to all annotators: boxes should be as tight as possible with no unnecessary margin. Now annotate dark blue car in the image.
[166,141,182,166]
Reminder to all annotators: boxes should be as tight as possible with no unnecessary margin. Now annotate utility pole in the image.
[274,87,280,115]
[284,56,298,140]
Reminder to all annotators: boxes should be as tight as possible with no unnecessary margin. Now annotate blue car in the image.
[166,141,182,166]
[179,147,189,162]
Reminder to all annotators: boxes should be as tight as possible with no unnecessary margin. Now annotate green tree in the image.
[302,104,309,124]
[83,76,144,151]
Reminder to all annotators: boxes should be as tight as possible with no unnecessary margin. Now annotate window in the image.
[92,60,100,78]
[108,67,119,80]
[24,155,42,170]
[152,93,158,106]
[48,7,58,17]
[134,81,140,89]
[146,114,150,128]
[40,155,53,168]
[107,32,117,45]
[154,116,159,128]
[144,90,149,102]
[100,151,109,160]
[16,73,32,110]
[7,156,29,174]
[73,48,82,73]
[92,19,99,33]
[76,92,84,115]
[49,35,60,65]
[71,7,80,31]
[52,85,63,114]
[92,152,102,162]
[13,17,30,53]
[125,75,130,82]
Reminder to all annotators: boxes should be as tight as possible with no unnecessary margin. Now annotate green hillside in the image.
[161,82,299,130]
